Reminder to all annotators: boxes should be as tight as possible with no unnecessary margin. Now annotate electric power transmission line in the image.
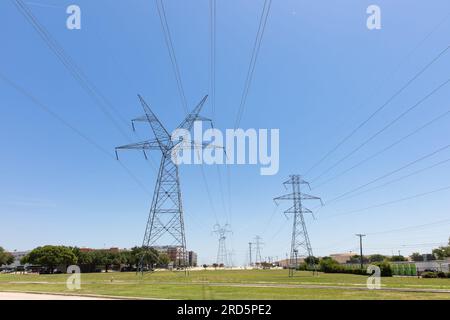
[274,175,323,277]
[322,155,450,207]
[116,95,218,273]
[323,143,450,205]
[155,0,189,113]
[324,184,450,220]
[234,0,272,128]
[312,107,450,190]
[12,0,133,142]
[213,224,231,267]
[311,76,450,184]
[306,43,450,178]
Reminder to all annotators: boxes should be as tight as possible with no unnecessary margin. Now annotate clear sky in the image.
[1,0,450,265]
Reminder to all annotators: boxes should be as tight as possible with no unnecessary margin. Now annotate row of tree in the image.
[0,247,14,266]
[303,238,450,268]
[18,245,171,273]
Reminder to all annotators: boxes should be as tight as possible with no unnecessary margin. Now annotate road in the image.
[0,292,110,300]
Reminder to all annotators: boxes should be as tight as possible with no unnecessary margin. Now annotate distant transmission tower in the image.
[116,95,213,272]
[213,224,232,267]
[274,175,323,277]
[254,235,264,267]
[248,242,253,267]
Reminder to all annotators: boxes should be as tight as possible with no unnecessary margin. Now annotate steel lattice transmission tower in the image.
[254,235,264,266]
[274,175,323,276]
[116,94,212,271]
[213,224,231,267]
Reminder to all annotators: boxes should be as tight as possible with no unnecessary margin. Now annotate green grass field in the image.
[1,269,449,300]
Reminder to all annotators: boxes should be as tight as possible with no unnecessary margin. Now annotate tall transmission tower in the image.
[274,175,323,277]
[254,235,264,266]
[213,224,232,267]
[116,94,213,272]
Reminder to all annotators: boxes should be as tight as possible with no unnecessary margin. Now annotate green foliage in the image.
[318,257,340,273]
[0,247,14,266]
[432,245,450,260]
[304,256,319,265]
[346,255,369,264]
[318,257,392,277]
[389,255,407,262]
[21,246,77,272]
[421,271,450,278]
[410,252,424,262]
[372,261,392,277]
[368,254,386,263]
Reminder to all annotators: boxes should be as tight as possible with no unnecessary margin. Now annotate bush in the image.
[421,271,438,278]
[420,271,450,278]
[318,258,392,277]
[373,261,392,277]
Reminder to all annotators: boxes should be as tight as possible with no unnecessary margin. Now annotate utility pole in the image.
[116,95,215,274]
[356,234,366,269]
[274,175,323,277]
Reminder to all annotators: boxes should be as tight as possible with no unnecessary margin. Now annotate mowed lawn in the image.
[1,269,449,300]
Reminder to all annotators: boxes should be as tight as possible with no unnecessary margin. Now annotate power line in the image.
[312,107,450,190]
[234,0,272,128]
[306,43,450,177]
[367,218,450,236]
[155,0,188,113]
[12,0,133,142]
[323,184,450,220]
[209,0,216,120]
[0,71,152,196]
[311,75,450,184]
[324,156,450,206]
[324,143,450,205]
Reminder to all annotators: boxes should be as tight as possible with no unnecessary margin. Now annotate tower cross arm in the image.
[136,95,171,147]
[273,193,295,204]
[177,95,209,131]
[300,193,324,205]
[116,139,162,151]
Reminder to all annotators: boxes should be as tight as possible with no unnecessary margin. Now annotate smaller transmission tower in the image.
[248,242,253,267]
[274,175,323,277]
[254,235,264,267]
[213,224,232,267]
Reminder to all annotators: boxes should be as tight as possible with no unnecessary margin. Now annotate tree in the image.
[156,253,170,267]
[410,252,424,262]
[431,238,450,260]
[369,254,386,263]
[319,257,340,272]
[304,256,319,265]
[389,255,407,262]
[0,247,14,266]
[347,255,368,264]
[21,246,77,273]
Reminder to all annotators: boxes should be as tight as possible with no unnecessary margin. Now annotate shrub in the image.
[421,271,438,278]
[373,261,392,277]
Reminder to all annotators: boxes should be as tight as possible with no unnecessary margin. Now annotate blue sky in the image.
[1,0,450,265]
